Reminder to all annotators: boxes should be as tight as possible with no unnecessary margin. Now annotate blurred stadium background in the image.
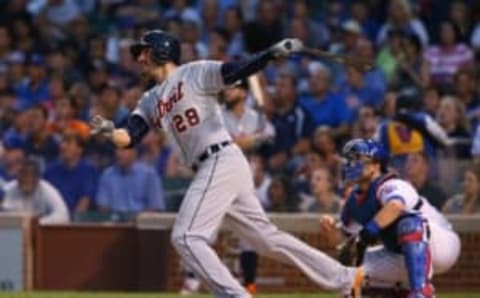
[1,0,480,297]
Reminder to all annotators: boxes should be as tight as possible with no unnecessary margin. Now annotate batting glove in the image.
[270,38,304,58]
[90,115,115,138]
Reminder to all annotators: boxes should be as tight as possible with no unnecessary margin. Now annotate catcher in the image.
[321,138,460,298]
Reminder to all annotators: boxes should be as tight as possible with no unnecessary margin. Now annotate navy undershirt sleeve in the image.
[125,114,150,147]
[220,50,274,85]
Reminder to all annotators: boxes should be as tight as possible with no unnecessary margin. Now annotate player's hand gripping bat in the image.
[271,38,374,71]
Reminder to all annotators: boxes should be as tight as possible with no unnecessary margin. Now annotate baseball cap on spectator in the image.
[307,61,331,77]
[341,20,362,35]
[181,10,203,28]
[7,51,26,65]
[2,134,26,151]
[28,53,46,66]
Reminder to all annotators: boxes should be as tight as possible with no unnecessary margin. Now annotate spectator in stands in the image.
[424,20,474,86]
[180,41,199,64]
[249,153,272,208]
[349,0,380,42]
[96,84,129,127]
[377,29,407,81]
[0,25,11,63]
[423,85,442,117]
[48,75,66,103]
[265,175,298,212]
[299,166,342,213]
[68,82,92,121]
[24,104,59,167]
[222,81,274,152]
[47,97,90,140]
[352,38,387,95]
[436,96,471,158]
[181,20,208,59]
[243,0,284,53]
[377,0,429,47]
[44,133,97,214]
[376,88,451,172]
[223,5,245,59]
[352,104,379,140]
[1,159,69,224]
[96,147,165,214]
[15,53,50,110]
[471,18,480,51]
[207,28,229,61]
[266,73,315,172]
[340,63,384,116]
[0,135,26,183]
[391,32,430,94]
[443,164,480,214]
[139,131,171,178]
[405,152,447,210]
[448,0,472,41]
[291,0,330,48]
[300,62,350,139]
[330,19,363,56]
[453,69,480,128]
[311,126,342,184]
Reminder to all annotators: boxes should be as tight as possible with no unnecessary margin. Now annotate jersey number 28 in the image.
[173,108,200,133]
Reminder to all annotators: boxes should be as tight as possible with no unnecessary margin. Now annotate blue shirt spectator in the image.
[23,105,59,167]
[96,147,165,213]
[15,54,50,110]
[340,65,384,119]
[44,133,98,213]
[265,74,315,172]
[299,61,351,139]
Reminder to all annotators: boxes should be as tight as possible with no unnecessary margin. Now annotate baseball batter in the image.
[90,30,362,298]
[322,138,460,298]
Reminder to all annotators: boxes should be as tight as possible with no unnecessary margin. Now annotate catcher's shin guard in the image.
[397,216,434,298]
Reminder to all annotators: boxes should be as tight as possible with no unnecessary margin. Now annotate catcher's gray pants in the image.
[171,145,356,298]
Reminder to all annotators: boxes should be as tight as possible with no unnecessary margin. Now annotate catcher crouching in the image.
[321,138,460,298]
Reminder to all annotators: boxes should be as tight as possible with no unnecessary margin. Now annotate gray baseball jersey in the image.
[133,61,232,166]
[132,60,358,297]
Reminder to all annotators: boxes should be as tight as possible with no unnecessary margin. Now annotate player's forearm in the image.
[112,114,150,148]
[221,50,275,85]
[372,200,405,229]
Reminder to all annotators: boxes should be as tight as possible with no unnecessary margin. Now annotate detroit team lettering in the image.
[157,81,184,118]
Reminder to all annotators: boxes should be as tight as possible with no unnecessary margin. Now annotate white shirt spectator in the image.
[2,179,69,224]
[223,105,275,143]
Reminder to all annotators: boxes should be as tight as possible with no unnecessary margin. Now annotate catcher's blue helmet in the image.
[341,138,389,181]
[130,30,180,65]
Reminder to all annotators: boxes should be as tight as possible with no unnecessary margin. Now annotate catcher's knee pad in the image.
[396,216,433,295]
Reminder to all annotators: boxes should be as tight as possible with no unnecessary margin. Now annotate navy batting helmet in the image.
[130,30,180,65]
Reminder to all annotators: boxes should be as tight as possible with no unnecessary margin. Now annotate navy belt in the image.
[193,141,231,171]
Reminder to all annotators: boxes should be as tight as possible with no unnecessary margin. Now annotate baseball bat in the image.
[302,47,374,72]
[247,74,265,108]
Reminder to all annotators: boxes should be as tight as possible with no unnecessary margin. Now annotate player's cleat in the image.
[245,283,257,294]
[407,284,435,298]
[179,276,201,296]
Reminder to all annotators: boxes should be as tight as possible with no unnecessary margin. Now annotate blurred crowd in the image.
[1,0,480,223]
